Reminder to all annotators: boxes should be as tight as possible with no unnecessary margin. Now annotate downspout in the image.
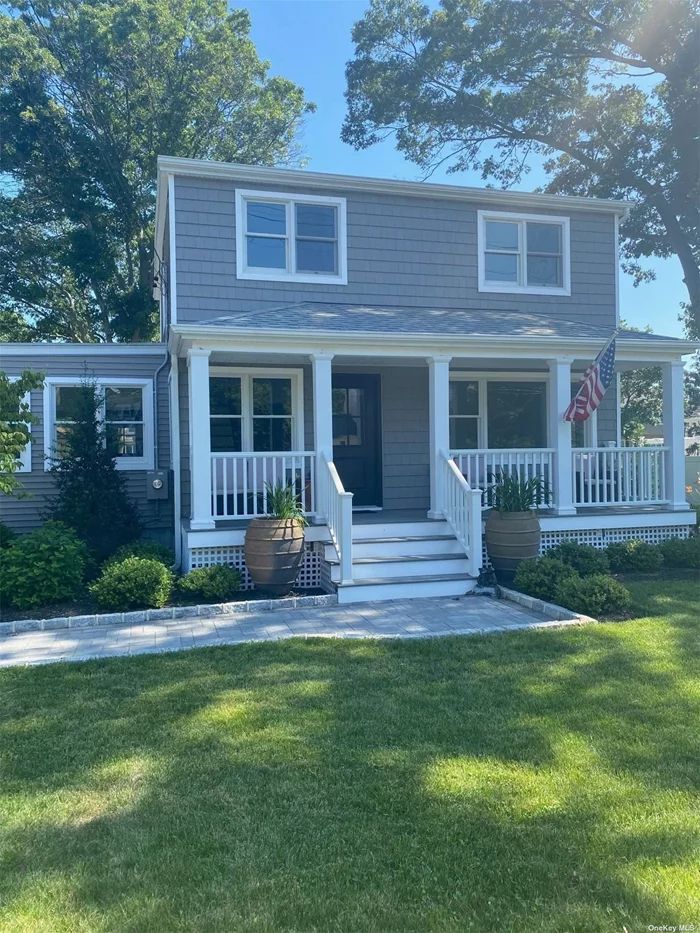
[169,355,182,569]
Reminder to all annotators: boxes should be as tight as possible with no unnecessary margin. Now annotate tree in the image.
[342,0,700,335]
[0,368,44,495]
[1,0,314,343]
[47,379,142,564]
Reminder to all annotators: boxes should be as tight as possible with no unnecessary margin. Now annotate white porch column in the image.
[311,352,335,459]
[547,357,576,516]
[187,347,215,530]
[662,359,689,510]
[427,354,452,519]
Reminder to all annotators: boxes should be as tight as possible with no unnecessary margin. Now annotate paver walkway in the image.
[0,595,561,668]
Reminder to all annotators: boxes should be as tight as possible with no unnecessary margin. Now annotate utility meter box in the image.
[146,470,169,500]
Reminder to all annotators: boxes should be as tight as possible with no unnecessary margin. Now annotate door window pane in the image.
[487,382,546,448]
[449,418,478,449]
[333,387,363,446]
[246,201,286,235]
[484,252,518,283]
[246,236,286,269]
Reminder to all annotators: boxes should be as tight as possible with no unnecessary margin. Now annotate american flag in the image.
[564,335,616,422]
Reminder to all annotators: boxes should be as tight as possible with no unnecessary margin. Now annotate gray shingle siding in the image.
[0,350,172,541]
[173,175,616,329]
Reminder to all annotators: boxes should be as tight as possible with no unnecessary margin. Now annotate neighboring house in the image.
[2,157,697,603]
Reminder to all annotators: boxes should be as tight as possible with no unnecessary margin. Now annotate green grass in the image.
[1,579,698,933]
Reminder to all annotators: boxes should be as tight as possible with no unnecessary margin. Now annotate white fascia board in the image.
[157,155,633,217]
[1,343,167,356]
[154,172,168,269]
[170,324,697,361]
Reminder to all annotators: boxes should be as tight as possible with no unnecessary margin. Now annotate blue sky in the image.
[238,0,686,337]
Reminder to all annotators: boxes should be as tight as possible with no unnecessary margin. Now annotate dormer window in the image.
[235,190,347,285]
[477,211,570,296]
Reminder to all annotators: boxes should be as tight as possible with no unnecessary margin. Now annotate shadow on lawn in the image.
[0,611,698,932]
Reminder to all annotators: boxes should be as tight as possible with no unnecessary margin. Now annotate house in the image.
[2,157,697,603]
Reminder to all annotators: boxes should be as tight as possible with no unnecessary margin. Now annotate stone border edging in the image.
[0,593,338,636]
[496,586,597,625]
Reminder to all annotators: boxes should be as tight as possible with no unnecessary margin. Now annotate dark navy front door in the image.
[332,374,382,508]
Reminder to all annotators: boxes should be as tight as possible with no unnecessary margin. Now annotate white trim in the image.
[235,189,348,285]
[540,510,697,533]
[168,174,177,326]
[614,213,621,327]
[477,210,571,296]
[615,371,622,446]
[43,376,155,471]
[158,156,633,216]
[209,366,305,452]
[1,343,166,356]
[169,359,182,569]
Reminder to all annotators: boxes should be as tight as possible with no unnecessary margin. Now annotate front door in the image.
[332,374,382,508]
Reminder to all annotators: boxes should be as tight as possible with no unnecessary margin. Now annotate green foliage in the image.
[546,540,610,577]
[0,520,17,549]
[606,539,664,573]
[90,557,173,610]
[0,521,87,609]
[0,368,44,494]
[265,482,308,525]
[47,379,141,564]
[177,565,243,603]
[490,474,547,512]
[0,0,314,342]
[343,0,700,334]
[555,574,631,618]
[658,536,700,570]
[106,540,175,568]
[513,557,579,603]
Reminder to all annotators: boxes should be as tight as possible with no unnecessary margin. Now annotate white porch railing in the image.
[211,452,316,519]
[572,447,668,507]
[451,448,555,508]
[439,451,483,577]
[318,452,353,584]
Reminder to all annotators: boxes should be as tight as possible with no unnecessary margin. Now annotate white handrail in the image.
[439,450,483,578]
[211,451,316,519]
[572,447,668,507]
[318,453,353,584]
[451,448,554,508]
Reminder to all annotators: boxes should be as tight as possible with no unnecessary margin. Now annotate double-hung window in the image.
[478,211,570,295]
[235,190,347,285]
[209,370,303,453]
[449,376,548,450]
[45,378,153,470]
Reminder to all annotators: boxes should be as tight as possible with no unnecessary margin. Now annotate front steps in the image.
[325,518,477,604]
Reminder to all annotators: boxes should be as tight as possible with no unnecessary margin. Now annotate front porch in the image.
[180,341,693,597]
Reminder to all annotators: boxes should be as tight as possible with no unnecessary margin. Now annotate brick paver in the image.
[0,596,564,668]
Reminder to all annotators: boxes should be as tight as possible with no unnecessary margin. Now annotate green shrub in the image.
[555,574,631,617]
[0,521,17,549]
[658,535,700,570]
[1,521,87,610]
[546,540,610,576]
[606,539,663,573]
[177,565,242,603]
[90,557,173,610]
[513,557,579,602]
[105,540,175,568]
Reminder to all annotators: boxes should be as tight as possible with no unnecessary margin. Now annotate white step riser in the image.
[337,577,476,605]
[331,557,471,583]
[352,520,451,541]
[325,537,464,561]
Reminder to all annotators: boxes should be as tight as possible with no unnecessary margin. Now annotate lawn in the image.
[0,578,698,933]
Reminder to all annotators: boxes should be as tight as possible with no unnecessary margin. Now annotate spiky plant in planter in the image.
[485,473,549,583]
[244,481,308,597]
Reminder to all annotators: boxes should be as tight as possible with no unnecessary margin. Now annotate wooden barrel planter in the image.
[484,510,541,584]
[244,518,305,597]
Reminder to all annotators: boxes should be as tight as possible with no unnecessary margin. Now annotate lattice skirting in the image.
[187,541,333,593]
[481,523,691,567]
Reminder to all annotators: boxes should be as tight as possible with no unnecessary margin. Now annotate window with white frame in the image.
[235,190,347,285]
[209,370,303,453]
[449,377,548,449]
[45,379,153,470]
[477,211,570,296]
